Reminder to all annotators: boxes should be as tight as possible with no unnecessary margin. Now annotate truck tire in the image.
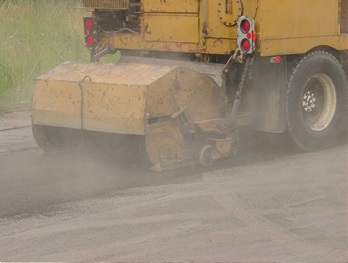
[32,124,81,152]
[286,51,348,151]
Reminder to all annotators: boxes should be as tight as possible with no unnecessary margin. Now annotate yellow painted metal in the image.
[81,82,146,134]
[32,59,226,136]
[32,80,81,129]
[259,35,348,57]
[83,0,128,10]
[33,62,175,135]
[144,67,225,122]
[145,119,195,170]
[254,0,348,55]
[144,66,227,169]
[91,0,348,56]
[143,0,199,13]
[35,0,348,132]
[32,58,229,168]
[143,0,200,45]
[341,0,348,33]
[213,0,257,28]
[144,14,199,43]
[33,0,348,169]
[111,34,235,54]
[216,0,243,27]
[257,0,339,39]
[204,1,238,39]
[252,0,347,55]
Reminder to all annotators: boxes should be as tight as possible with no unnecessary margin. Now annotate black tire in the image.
[286,51,348,151]
[32,124,81,152]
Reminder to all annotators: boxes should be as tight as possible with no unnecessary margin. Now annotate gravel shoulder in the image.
[0,110,36,153]
[0,111,347,262]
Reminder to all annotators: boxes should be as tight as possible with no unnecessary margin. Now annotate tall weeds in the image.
[0,0,89,108]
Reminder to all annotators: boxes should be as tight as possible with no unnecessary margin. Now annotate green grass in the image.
[0,0,90,109]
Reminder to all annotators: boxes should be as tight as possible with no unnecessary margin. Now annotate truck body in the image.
[32,0,348,170]
[81,0,348,56]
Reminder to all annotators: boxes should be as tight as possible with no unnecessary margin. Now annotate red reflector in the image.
[252,30,257,42]
[270,56,281,64]
[241,19,251,33]
[241,39,251,53]
[85,35,94,46]
[246,32,251,39]
[84,29,88,35]
[85,19,93,30]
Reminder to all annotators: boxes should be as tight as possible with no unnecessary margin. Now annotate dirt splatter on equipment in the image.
[32,0,348,170]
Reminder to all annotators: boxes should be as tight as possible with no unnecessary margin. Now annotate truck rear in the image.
[32,0,348,171]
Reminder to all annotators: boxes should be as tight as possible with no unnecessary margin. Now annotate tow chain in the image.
[226,54,255,127]
[236,55,255,99]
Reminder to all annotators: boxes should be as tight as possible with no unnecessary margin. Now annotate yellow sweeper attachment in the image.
[32,57,246,171]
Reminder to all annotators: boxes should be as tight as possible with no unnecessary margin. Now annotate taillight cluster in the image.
[237,16,256,54]
[84,17,97,47]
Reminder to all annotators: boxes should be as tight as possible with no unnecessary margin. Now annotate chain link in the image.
[248,55,255,80]
[236,56,255,98]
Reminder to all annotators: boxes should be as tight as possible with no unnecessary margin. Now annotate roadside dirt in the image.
[0,110,36,153]
[0,111,347,262]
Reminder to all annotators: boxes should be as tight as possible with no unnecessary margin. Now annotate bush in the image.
[0,0,89,109]
[0,57,14,96]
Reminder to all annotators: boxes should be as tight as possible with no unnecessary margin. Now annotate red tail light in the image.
[241,19,251,33]
[241,39,251,53]
[237,16,256,54]
[83,17,96,35]
[83,17,97,47]
[252,30,257,42]
[270,56,282,64]
[85,19,93,30]
[85,35,95,47]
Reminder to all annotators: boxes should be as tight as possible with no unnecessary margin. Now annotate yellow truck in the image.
[32,0,348,171]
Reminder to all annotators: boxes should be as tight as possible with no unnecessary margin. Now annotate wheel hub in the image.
[302,91,317,112]
[302,73,337,132]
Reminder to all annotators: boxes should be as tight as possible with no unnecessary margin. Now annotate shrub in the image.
[0,0,89,108]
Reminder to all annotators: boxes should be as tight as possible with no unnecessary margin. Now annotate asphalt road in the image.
[0,111,347,261]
